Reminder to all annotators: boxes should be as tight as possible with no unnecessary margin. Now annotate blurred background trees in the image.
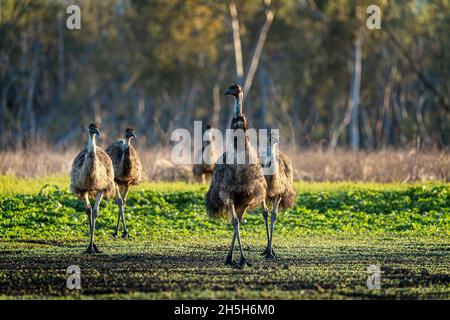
[0,0,449,150]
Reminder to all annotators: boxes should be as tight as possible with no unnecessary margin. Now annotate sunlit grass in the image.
[1,174,447,196]
[0,175,448,299]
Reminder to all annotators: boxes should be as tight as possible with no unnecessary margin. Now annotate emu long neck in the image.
[271,143,279,170]
[233,92,243,115]
[122,137,132,160]
[87,134,97,156]
[270,142,277,157]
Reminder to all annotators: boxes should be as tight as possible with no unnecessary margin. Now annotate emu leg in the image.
[87,191,103,254]
[261,201,270,256]
[82,193,92,229]
[231,205,251,267]
[119,185,130,238]
[82,193,94,254]
[114,185,121,237]
[266,196,281,259]
[225,231,237,266]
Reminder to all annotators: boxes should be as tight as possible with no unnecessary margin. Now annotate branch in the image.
[242,5,274,102]
[385,27,450,113]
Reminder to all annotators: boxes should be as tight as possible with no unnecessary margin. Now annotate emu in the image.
[193,125,217,184]
[260,133,296,259]
[106,128,142,238]
[206,84,267,267]
[70,123,115,254]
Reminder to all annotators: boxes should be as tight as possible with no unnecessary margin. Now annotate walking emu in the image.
[260,133,296,259]
[106,128,142,238]
[193,125,217,184]
[206,84,267,267]
[70,123,115,254]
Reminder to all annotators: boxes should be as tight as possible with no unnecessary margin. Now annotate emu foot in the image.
[122,231,130,239]
[113,230,119,238]
[86,244,96,254]
[225,255,237,266]
[93,243,101,253]
[261,247,276,258]
[238,258,252,268]
[265,252,276,260]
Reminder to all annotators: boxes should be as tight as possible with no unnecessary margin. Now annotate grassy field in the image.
[0,176,449,299]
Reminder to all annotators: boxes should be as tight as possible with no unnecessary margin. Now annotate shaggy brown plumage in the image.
[205,135,267,221]
[263,152,296,210]
[106,128,142,238]
[106,141,142,186]
[206,84,267,267]
[70,147,115,200]
[69,123,115,254]
[259,141,297,259]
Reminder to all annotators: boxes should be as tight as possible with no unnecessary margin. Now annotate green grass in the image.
[0,174,435,196]
[0,175,449,299]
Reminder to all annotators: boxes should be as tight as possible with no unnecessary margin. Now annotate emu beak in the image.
[95,129,101,136]
[132,132,137,138]
[224,89,231,95]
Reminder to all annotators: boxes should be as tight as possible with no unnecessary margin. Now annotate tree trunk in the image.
[242,3,274,102]
[257,54,268,128]
[212,58,228,129]
[26,43,39,136]
[361,104,374,149]
[349,36,362,150]
[57,12,65,103]
[229,1,244,85]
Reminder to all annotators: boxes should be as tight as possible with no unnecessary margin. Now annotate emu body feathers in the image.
[70,146,115,200]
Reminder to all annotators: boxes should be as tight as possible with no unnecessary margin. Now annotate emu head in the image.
[125,128,136,140]
[88,123,101,136]
[224,83,243,116]
[224,83,242,98]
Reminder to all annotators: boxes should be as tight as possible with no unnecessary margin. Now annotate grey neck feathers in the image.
[233,92,243,115]
[124,138,131,149]
[271,143,279,169]
[122,138,131,157]
[266,142,271,159]
[87,134,97,155]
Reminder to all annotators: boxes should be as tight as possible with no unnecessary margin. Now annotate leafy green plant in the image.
[0,185,448,240]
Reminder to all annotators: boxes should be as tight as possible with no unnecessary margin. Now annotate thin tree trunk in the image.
[229,1,244,85]
[26,43,39,136]
[258,54,268,128]
[383,90,393,147]
[415,95,429,145]
[242,3,274,102]
[349,36,362,150]
[376,66,394,147]
[57,12,65,103]
[361,104,374,149]
[328,97,352,152]
[212,58,229,129]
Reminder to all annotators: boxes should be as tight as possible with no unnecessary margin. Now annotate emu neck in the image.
[233,92,243,116]
[270,142,277,157]
[122,138,132,160]
[233,134,250,152]
[124,137,132,150]
[87,134,97,156]
[270,143,279,170]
